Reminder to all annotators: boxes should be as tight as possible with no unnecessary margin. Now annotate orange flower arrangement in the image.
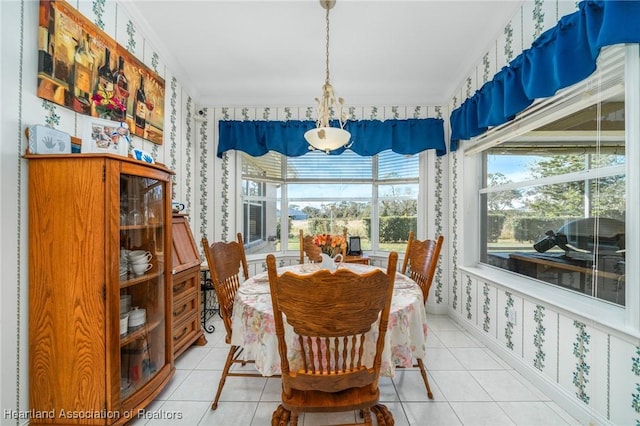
[313,233,347,257]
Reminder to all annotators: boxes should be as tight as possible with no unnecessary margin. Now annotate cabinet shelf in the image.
[120,270,162,289]
[119,316,163,347]
[120,223,162,231]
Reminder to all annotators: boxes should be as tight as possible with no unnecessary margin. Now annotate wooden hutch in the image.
[27,153,174,425]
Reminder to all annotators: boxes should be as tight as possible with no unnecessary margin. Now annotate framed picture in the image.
[37,0,165,145]
[81,116,129,157]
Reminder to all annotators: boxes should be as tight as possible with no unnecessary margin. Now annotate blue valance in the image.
[450,0,640,151]
[217,118,446,158]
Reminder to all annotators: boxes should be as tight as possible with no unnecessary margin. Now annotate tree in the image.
[486,173,521,212]
[523,153,625,218]
[302,206,321,218]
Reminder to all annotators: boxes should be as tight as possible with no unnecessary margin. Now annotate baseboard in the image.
[426,303,448,315]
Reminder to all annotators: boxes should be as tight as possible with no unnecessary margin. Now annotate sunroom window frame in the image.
[238,149,422,257]
[460,45,639,332]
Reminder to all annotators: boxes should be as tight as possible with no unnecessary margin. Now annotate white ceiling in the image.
[123,0,524,107]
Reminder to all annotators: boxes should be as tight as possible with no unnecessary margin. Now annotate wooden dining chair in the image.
[298,229,322,264]
[400,231,444,399]
[267,251,398,426]
[201,232,262,410]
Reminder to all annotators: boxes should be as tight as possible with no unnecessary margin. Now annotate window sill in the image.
[459,264,639,338]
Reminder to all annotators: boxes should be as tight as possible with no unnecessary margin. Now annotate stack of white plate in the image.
[120,295,131,315]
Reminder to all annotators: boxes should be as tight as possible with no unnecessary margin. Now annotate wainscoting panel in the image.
[461,275,479,327]
[479,282,498,339]
[497,289,524,357]
[610,335,638,425]
[522,300,559,385]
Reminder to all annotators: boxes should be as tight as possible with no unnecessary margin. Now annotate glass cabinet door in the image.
[118,173,166,400]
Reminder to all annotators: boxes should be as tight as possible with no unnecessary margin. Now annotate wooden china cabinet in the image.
[26,153,174,425]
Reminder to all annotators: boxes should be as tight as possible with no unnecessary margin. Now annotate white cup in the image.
[129,251,152,264]
[131,262,152,276]
[130,255,152,265]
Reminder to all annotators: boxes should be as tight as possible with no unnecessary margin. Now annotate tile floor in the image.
[133,314,580,425]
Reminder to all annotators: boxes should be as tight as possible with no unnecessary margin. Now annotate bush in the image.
[380,216,417,242]
[363,217,371,239]
[305,218,326,235]
[512,216,581,242]
[487,214,506,243]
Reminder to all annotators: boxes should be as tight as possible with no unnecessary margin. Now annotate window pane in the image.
[378,150,419,180]
[487,99,625,186]
[480,71,626,306]
[242,152,282,180]
[240,146,422,257]
[287,151,372,180]
[378,183,418,252]
[379,183,418,198]
[289,184,372,251]
[482,173,626,305]
[242,179,281,255]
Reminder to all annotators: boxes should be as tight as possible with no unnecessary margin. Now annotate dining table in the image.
[230,262,428,378]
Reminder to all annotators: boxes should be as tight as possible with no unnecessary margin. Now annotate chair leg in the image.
[271,405,290,425]
[361,407,373,424]
[416,358,434,399]
[211,345,241,410]
[371,404,394,425]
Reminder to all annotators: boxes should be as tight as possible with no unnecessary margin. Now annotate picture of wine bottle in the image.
[97,47,114,93]
[38,0,53,76]
[134,75,147,137]
[48,1,56,79]
[72,31,95,113]
[112,56,129,121]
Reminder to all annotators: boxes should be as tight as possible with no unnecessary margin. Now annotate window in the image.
[241,149,420,256]
[476,47,627,306]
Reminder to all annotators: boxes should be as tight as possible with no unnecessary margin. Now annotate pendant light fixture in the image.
[304,0,351,154]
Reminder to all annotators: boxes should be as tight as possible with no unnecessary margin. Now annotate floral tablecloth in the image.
[230,263,427,377]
